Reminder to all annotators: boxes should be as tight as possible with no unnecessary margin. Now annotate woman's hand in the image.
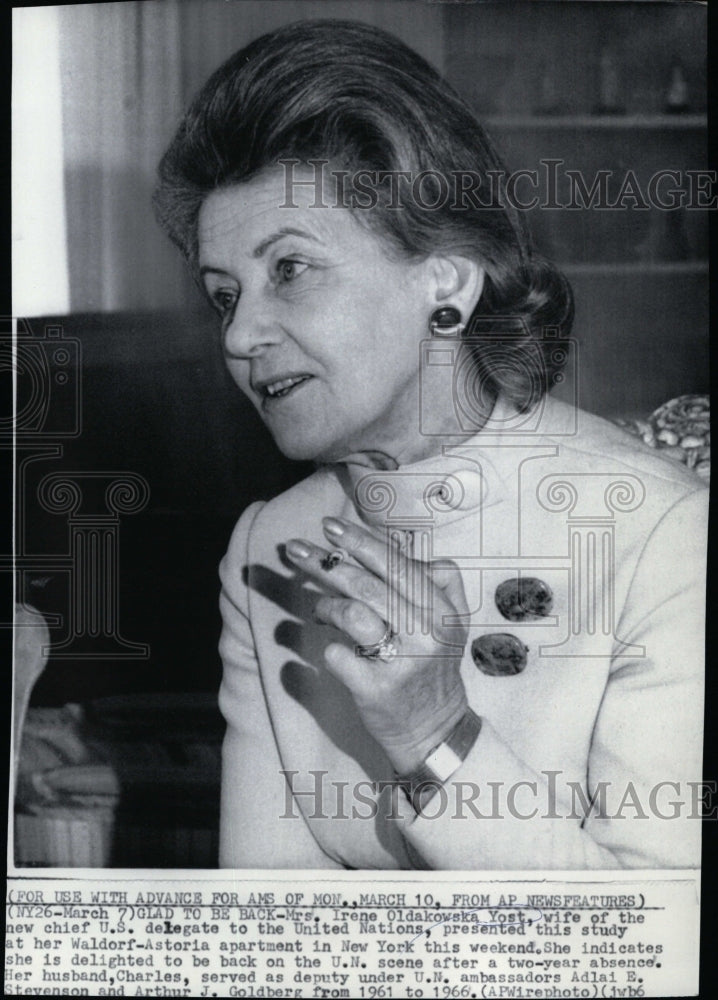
[285,516,470,774]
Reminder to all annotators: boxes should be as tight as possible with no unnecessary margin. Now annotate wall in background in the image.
[443,1,708,418]
[57,0,445,313]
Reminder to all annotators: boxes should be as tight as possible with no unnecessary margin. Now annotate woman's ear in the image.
[428,255,485,322]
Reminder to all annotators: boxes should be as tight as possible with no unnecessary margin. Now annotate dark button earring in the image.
[471,634,528,676]
[495,578,554,622]
[430,307,465,338]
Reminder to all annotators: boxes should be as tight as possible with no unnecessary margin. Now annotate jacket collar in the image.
[332,395,551,529]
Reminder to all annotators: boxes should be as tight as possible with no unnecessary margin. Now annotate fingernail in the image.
[286,539,311,559]
[323,517,346,538]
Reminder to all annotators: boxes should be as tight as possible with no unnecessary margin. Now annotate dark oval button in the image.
[495,578,554,622]
[471,633,528,676]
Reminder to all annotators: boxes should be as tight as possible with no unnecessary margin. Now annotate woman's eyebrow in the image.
[199,265,232,280]
[252,226,321,258]
[199,226,323,277]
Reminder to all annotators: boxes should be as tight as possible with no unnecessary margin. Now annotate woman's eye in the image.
[212,289,238,316]
[276,259,308,283]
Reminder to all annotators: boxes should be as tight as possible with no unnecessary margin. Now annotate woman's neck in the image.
[335,388,499,471]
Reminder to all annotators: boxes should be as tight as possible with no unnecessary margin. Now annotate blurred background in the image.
[11,1,708,866]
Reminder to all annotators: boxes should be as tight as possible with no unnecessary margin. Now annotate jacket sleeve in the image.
[395,487,707,869]
[218,501,343,869]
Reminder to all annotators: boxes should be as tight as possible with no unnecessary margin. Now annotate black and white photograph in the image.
[9,1,710,995]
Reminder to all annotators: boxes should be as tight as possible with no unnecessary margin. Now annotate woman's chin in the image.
[270,430,344,465]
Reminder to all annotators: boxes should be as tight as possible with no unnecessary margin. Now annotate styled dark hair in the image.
[154,19,573,409]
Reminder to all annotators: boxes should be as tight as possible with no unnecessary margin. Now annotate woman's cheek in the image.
[225,361,254,400]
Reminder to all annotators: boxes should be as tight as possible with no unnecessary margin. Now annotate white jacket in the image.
[217,396,706,869]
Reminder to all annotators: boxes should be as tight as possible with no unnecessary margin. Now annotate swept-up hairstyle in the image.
[154,19,573,409]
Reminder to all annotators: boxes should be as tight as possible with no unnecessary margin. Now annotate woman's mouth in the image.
[260,374,313,401]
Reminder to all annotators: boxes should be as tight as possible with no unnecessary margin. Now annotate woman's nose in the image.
[222,297,282,359]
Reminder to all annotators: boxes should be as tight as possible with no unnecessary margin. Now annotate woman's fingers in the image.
[285,537,395,623]
[313,595,400,696]
[322,641,378,693]
[430,558,471,626]
[322,516,434,605]
[285,531,469,773]
[313,594,390,648]
[284,530,465,645]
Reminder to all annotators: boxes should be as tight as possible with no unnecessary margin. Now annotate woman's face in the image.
[198,168,440,465]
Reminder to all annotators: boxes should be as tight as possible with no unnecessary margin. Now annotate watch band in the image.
[396,707,482,814]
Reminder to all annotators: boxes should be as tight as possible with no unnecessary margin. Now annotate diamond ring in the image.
[355,622,398,663]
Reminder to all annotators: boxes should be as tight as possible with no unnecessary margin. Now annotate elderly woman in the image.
[154,20,706,870]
